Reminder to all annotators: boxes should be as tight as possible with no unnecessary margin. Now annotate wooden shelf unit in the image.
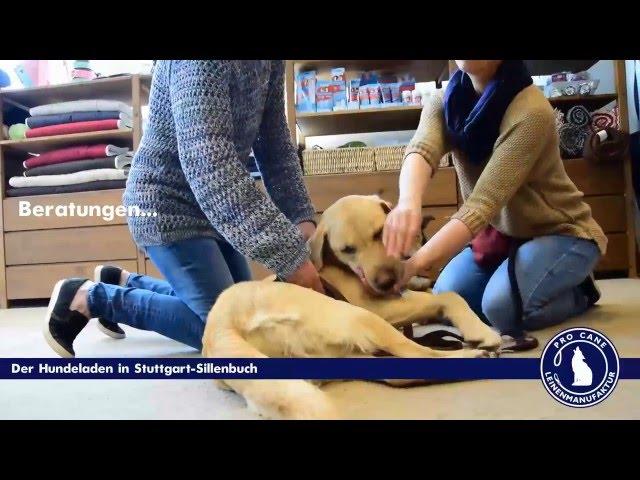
[0,74,150,307]
[287,60,448,144]
[284,60,637,279]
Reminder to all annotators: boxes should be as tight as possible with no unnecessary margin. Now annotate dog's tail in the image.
[203,292,339,420]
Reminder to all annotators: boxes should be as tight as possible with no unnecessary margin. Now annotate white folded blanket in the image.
[9,169,128,188]
[115,153,133,169]
[29,100,133,117]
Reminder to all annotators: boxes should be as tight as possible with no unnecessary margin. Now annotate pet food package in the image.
[348,79,360,110]
[368,84,381,106]
[295,71,316,113]
[390,83,401,103]
[380,83,393,105]
[316,80,334,113]
[359,85,370,107]
[412,89,422,105]
[330,68,347,111]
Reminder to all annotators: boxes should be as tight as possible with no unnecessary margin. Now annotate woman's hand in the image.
[393,256,433,292]
[383,199,423,259]
[297,221,316,241]
[286,259,325,294]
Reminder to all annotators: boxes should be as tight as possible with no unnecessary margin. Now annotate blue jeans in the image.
[432,235,601,336]
[87,237,252,351]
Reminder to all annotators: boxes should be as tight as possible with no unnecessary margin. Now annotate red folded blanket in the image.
[23,144,110,169]
[25,119,121,138]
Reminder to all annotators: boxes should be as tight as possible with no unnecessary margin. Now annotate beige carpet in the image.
[1,278,638,420]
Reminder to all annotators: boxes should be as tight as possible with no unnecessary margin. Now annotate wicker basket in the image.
[374,145,406,171]
[302,147,375,175]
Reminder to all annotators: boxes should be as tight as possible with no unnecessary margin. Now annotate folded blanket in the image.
[115,153,133,169]
[24,156,128,177]
[23,144,130,169]
[6,179,127,197]
[10,168,128,188]
[26,111,129,129]
[25,119,131,138]
[30,100,133,117]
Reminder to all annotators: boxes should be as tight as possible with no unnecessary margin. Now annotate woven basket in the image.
[374,145,406,171]
[302,147,375,175]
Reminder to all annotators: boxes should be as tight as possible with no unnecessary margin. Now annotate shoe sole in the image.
[97,321,126,340]
[94,264,126,340]
[42,279,74,358]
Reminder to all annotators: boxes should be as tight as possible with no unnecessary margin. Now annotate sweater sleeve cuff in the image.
[403,144,439,177]
[272,239,311,279]
[451,205,488,236]
[290,205,318,227]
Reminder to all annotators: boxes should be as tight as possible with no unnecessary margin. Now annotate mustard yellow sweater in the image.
[405,85,607,254]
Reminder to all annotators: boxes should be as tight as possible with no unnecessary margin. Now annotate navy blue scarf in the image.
[444,61,533,164]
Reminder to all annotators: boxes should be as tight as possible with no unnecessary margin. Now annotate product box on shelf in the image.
[295,70,317,113]
[330,68,347,111]
[348,79,360,110]
[316,80,333,113]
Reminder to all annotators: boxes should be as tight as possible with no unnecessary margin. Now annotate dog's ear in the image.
[421,214,435,230]
[308,221,327,270]
[379,200,392,215]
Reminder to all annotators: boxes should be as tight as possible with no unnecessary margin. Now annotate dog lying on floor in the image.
[202,195,501,420]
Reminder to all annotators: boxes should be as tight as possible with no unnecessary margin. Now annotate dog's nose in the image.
[374,268,397,291]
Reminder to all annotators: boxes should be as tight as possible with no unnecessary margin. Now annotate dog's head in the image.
[308,195,433,295]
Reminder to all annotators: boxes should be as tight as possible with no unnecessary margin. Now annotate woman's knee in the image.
[433,248,476,296]
[481,288,513,326]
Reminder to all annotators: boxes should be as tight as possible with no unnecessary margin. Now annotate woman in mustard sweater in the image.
[384,60,606,349]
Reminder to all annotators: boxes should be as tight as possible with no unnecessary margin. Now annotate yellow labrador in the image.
[310,195,501,344]
[202,195,500,420]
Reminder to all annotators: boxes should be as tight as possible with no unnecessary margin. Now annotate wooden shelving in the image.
[548,93,618,108]
[297,105,423,137]
[0,74,148,307]
[1,75,138,107]
[293,60,448,83]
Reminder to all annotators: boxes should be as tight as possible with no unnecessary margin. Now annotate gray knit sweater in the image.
[124,60,316,278]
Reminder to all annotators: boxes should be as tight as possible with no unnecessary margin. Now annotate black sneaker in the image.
[93,265,126,339]
[579,272,601,307]
[43,278,91,358]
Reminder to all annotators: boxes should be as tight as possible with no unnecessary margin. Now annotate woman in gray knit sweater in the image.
[43,60,324,357]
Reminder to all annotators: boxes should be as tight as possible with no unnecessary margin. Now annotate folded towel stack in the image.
[9,99,133,140]
[6,143,132,197]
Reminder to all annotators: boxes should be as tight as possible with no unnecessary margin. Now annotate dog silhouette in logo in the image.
[571,346,593,386]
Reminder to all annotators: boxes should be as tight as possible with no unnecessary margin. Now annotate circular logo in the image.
[540,327,619,408]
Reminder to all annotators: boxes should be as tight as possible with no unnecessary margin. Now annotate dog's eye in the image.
[373,228,383,241]
[341,245,357,255]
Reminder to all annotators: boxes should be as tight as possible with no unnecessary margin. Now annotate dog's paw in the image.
[406,276,432,291]
[284,398,341,420]
[459,348,492,358]
[463,325,502,350]
[477,329,503,350]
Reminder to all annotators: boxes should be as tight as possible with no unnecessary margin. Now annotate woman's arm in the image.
[252,61,317,229]
[384,93,450,258]
[399,106,555,286]
[168,60,312,280]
